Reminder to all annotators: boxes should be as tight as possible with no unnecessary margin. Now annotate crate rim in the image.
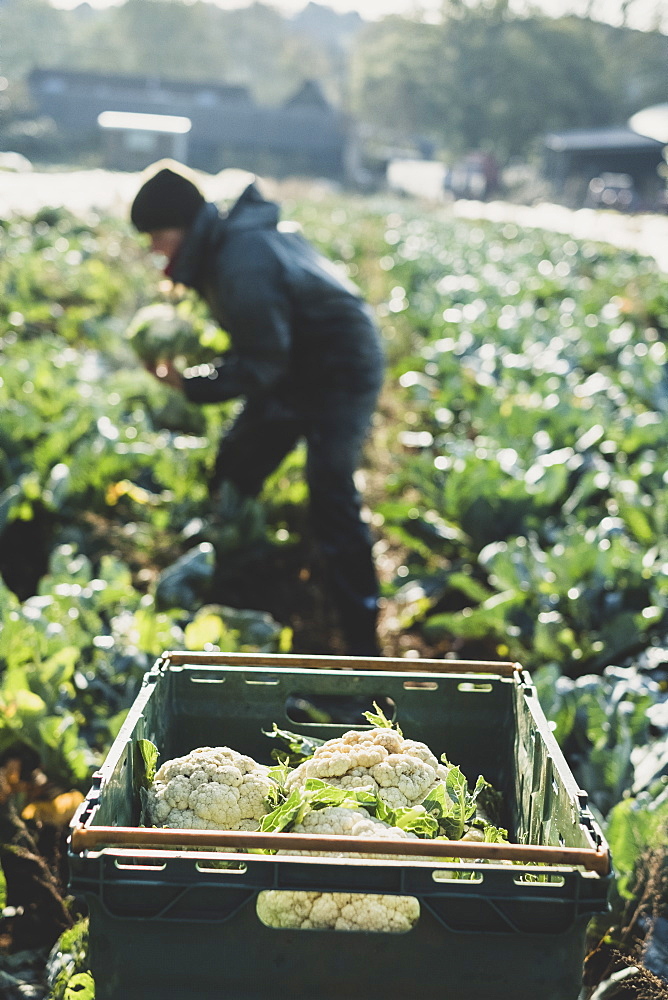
[157,650,525,676]
[68,651,611,880]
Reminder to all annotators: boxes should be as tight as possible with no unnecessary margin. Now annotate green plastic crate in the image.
[68,652,611,1000]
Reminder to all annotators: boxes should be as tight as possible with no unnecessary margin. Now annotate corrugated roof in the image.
[545,126,664,153]
[29,67,251,103]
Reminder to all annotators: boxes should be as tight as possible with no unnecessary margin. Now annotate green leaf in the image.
[442,766,478,840]
[183,612,228,651]
[133,739,159,795]
[39,646,79,690]
[259,779,377,834]
[259,788,310,834]
[64,972,96,999]
[619,502,655,545]
[605,791,668,899]
[422,767,479,840]
[262,724,325,765]
[423,589,521,642]
[3,687,47,718]
[302,778,377,813]
[375,801,439,838]
[483,824,509,843]
[362,700,402,735]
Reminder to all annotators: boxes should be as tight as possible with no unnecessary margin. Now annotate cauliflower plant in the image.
[283,728,450,811]
[256,804,420,932]
[146,746,277,831]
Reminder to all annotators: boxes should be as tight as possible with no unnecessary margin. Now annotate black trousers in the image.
[210,388,382,655]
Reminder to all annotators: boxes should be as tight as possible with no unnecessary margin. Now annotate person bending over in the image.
[130,161,385,656]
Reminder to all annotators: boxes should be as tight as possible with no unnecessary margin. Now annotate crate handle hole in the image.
[285,694,395,726]
[457,682,493,693]
[189,676,227,685]
[256,890,419,932]
[403,680,438,690]
[245,674,280,686]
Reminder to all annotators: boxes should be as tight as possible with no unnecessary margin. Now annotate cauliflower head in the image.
[256,804,420,932]
[146,746,276,831]
[126,303,204,365]
[256,889,419,933]
[284,728,449,810]
[282,804,419,858]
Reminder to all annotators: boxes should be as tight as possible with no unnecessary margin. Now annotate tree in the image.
[0,0,70,82]
[349,19,451,140]
[0,0,344,107]
[68,0,234,81]
[349,3,668,161]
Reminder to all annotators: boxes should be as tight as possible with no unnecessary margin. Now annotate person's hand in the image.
[145,359,184,391]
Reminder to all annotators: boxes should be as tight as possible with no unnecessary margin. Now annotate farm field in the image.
[0,173,667,998]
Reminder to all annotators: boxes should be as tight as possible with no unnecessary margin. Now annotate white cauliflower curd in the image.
[256,889,419,933]
[256,804,420,932]
[283,727,449,810]
[146,746,276,831]
[283,804,420,857]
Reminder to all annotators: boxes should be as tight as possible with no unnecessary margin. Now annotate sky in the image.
[49,0,668,30]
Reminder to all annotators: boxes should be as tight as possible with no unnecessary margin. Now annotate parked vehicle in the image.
[585,172,638,211]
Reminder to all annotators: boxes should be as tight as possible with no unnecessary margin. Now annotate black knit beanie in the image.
[130,164,205,233]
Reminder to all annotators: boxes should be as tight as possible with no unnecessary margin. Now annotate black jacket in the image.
[169,183,385,407]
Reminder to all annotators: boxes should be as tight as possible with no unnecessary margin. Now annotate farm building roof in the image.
[544,126,664,154]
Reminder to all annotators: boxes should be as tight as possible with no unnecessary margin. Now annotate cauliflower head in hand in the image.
[146,746,276,831]
[284,727,449,810]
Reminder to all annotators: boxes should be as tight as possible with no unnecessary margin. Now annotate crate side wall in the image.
[512,681,600,852]
[156,666,517,792]
[90,672,172,828]
[85,892,592,1000]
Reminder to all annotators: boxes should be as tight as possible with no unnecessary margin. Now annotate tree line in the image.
[1,0,666,165]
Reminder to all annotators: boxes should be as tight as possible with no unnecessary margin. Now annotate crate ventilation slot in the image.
[432,870,484,884]
[514,873,566,886]
[114,859,167,872]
